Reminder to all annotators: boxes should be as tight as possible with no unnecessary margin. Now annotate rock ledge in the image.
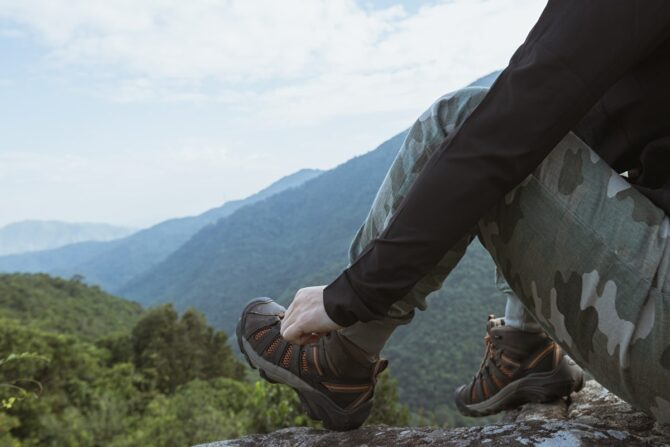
[197,381,670,446]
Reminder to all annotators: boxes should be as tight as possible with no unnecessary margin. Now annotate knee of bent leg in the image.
[424,86,490,131]
[431,85,489,110]
[400,85,490,176]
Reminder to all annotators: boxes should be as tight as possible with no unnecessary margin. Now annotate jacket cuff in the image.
[323,270,380,327]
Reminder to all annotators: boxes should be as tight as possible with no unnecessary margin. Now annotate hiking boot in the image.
[454,315,584,417]
[236,297,388,431]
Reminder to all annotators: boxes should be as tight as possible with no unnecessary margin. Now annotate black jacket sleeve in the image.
[323,0,670,327]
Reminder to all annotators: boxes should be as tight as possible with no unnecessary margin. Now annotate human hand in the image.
[280,285,343,344]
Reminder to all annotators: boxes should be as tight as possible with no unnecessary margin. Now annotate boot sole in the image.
[236,297,372,431]
[454,354,585,417]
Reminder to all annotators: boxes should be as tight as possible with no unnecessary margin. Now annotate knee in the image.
[422,86,490,132]
[432,86,489,110]
[401,85,490,172]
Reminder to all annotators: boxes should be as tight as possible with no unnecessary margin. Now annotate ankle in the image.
[336,313,414,360]
[338,331,380,363]
[321,331,377,379]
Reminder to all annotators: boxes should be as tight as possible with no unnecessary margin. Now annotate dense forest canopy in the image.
[0,274,408,446]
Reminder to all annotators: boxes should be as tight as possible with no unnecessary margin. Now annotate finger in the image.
[280,313,291,334]
[281,321,302,343]
[281,307,299,334]
[280,319,290,338]
[296,333,313,345]
[282,291,302,327]
[282,304,297,330]
[282,304,294,326]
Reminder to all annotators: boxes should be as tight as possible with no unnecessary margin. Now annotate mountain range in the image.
[0,220,136,256]
[0,168,322,291]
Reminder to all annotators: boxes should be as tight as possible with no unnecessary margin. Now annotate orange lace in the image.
[479,333,495,372]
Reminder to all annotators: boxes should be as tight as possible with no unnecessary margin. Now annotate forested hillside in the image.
[0,273,143,339]
[121,131,409,326]
[0,274,408,446]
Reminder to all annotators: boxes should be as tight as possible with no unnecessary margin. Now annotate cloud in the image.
[0,0,402,79]
[0,27,26,38]
[0,0,548,226]
[0,0,546,123]
[0,141,276,227]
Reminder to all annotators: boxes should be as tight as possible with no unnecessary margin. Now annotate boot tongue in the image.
[372,359,389,382]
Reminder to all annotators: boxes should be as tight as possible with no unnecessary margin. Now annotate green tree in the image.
[0,412,22,447]
[131,305,244,393]
[247,381,318,433]
[0,352,48,411]
[112,379,251,447]
[366,370,410,426]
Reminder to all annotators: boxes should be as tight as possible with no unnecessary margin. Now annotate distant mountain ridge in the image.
[0,220,136,256]
[121,132,408,316]
[0,168,322,291]
[120,71,503,319]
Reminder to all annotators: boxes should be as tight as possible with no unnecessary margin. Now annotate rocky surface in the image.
[197,381,670,446]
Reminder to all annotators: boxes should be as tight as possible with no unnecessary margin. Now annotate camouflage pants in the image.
[340,86,670,422]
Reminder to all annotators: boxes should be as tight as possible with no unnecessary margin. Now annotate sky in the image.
[0,0,547,229]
